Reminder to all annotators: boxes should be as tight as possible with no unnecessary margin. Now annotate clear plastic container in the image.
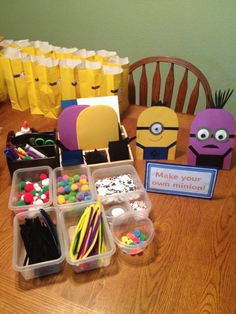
[91,164,144,203]
[110,212,155,255]
[12,207,64,280]
[103,190,152,223]
[59,202,116,273]
[53,165,96,210]
[8,166,53,214]
[91,164,152,217]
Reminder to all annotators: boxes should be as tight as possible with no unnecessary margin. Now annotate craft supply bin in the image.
[12,207,64,280]
[110,211,155,255]
[59,202,116,273]
[53,165,96,210]
[83,125,134,170]
[8,166,53,214]
[91,164,152,217]
[103,190,152,222]
[6,130,60,177]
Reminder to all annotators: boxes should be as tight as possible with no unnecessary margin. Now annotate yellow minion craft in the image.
[136,103,179,160]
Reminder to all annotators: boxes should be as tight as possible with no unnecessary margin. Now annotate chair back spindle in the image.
[128,56,212,114]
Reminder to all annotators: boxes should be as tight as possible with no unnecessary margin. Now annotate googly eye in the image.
[150,123,163,135]
[215,129,229,142]
[196,128,210,141]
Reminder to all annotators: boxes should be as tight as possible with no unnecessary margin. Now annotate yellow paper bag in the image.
[107,56,129,114]
[100,65,124,113]
[35,57,61,119]
[0,47,8,101]
[22,54,43,115]
[54,46,78,60]
[77,60,102,98]
[71,49,95,61]
[2,47,29,111]
[94,50,117,64]
[34,42,55,58]
[59,58,81,100]
[0,39,14,49]
[30,56,50,115]
[10,39,30,48]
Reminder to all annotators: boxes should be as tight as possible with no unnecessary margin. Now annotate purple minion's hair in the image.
[208,89,234,109]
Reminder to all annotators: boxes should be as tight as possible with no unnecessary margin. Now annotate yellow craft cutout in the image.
[76,105,120,150]
[136,106,179,160]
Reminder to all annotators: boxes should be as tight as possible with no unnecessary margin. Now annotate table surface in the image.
[0,102,236,314]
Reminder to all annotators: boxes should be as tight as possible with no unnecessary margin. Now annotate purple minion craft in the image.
[188,89,235,170]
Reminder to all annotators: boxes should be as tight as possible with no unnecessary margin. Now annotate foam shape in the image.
[136,106,179,160]
[188,108,235,169]
[77,95,120,122]
[76,105,120,150]
[58,105,89,150]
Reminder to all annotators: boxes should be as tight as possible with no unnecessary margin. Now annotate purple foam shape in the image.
[188,108,235,169]
[58,105,89,150]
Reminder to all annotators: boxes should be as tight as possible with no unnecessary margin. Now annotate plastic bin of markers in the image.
[53,165,96,210]
[6,131,60,177]
[110,211,155,255]
[8,166,53,214]
[59,202,116,273]
[91,164,152,216]
[12,207,64,280]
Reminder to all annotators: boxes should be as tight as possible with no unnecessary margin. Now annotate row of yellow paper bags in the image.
[0,44,129,118]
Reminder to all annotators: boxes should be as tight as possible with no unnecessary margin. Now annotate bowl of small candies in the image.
[110,212,155,255]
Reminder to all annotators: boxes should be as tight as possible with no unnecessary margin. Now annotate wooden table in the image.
[0,102,236,314]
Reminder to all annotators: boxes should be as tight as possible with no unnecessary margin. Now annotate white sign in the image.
[145,162,218,199]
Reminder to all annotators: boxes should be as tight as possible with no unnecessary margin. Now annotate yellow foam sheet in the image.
[136,106,178,160]
[76,105,119,150]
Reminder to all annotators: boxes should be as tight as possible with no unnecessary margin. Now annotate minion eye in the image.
[150,123,163,135]
[215,129,228,142]
[197,128,210,141]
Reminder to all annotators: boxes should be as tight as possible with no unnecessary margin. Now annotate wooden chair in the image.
[128,56,212,114]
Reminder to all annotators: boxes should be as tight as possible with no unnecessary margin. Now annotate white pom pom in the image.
[41,194,46,200]
[33,199,43,205]
[42,178,50,186]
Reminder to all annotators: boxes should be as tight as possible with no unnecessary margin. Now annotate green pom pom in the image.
[69,191,76,197]
[140,233,146,241]
[19,181,26,190]
[43,186,49,192]
[68,177,74,184]
[17,200,26,206]
[68,196,76,203]
[73,174,80,182]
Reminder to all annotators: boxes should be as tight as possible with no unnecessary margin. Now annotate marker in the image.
[26,150,38,159]
[25,144,46,158]
[4,148,19,161]
[17,147,27,156]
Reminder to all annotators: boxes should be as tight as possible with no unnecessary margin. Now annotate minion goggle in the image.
[190,127,235,143]
[136,122,179,135]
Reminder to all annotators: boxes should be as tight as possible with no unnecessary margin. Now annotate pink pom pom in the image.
[57,186,65,194]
